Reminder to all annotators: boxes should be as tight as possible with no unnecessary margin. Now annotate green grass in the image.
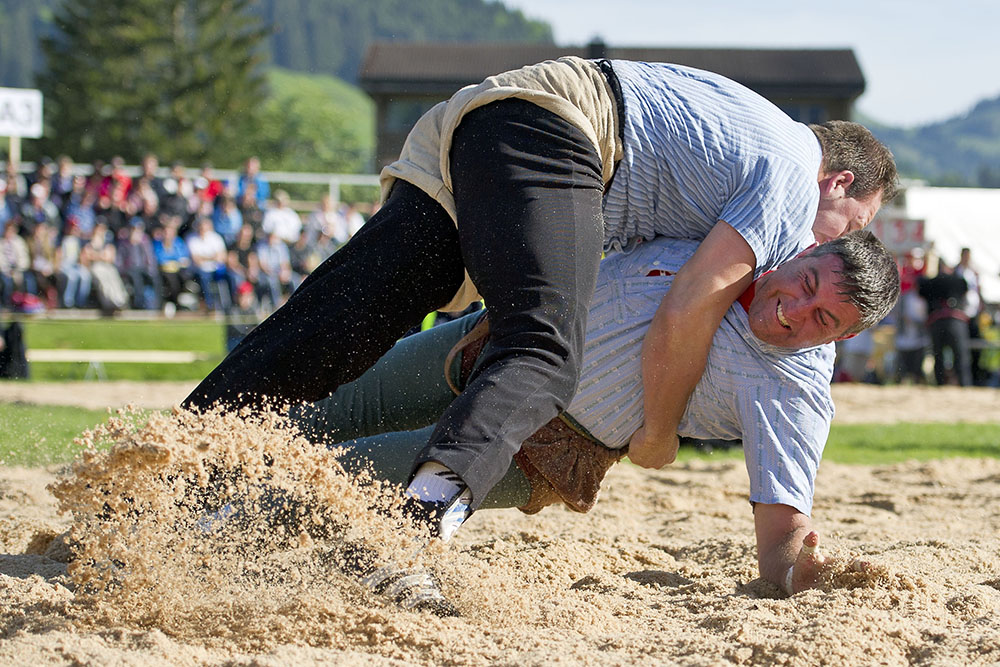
[2,400,999,469]
[823,422,1000,464]
[22,318,227,381]
[0,403,118,467]
[676,422,1000,465]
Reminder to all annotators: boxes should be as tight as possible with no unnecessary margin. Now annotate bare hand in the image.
[788,530,873,594]
[627,426,679,469]
[788,530,825,593]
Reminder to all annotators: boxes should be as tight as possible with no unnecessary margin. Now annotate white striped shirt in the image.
[603,60,822,278]
[568,238,835,515]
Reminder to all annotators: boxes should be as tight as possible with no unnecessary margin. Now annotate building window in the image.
[385,99,436,132]
[779,104,828,124]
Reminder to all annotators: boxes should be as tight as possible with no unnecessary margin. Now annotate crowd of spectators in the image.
[0,154,371,317]
[3,154,998,387]
[834,246,1000,388]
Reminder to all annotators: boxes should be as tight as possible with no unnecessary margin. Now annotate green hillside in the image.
[0,0,550,89]
[866,96,1000,187]
[252,67,375,173]
[2,0,998,186]
[258,0,552,83]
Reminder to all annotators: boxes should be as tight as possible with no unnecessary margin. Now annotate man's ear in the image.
[834,332,857,342]
[819,170,855,196]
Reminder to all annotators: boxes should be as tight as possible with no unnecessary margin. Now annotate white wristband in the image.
[783,565,795,596]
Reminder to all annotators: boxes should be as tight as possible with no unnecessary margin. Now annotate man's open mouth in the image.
[776,302,791,329]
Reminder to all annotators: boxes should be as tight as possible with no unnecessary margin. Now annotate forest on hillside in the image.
[1,0,550,169]
[0,0,551,88]
[2,0,1000,186]
[867,96,1000,187]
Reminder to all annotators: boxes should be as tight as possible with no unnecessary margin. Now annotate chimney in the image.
[587,37,607,60]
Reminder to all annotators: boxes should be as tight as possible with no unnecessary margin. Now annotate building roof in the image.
[359,42,866,99]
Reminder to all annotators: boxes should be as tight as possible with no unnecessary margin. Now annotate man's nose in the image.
[782,297,815,324]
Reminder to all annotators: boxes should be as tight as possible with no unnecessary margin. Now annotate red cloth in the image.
[646,268,763,314]
[200,180,224,202]
[99,173,133,207]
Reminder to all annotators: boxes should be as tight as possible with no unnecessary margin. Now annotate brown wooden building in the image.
[359,41,866,171]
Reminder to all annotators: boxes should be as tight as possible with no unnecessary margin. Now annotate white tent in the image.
[880,186,1000,304]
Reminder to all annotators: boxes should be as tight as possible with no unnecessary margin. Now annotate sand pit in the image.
[1,383,1000,665]
[1,380,998,423]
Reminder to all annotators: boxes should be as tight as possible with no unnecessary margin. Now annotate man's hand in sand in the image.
[787,531,869,594]
[627,426,680,469]
[788,530,826,593]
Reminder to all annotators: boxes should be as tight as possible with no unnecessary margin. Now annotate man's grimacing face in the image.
[747,253,861,348]
[812,189,883,245]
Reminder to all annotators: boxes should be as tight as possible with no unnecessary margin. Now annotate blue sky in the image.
[500,0,1000,128]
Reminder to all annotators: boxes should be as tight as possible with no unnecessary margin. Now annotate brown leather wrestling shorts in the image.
[446,315,627,514]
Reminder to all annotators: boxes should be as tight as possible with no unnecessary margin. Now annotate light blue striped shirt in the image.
[568,238,835,515]
[603,60,822,278]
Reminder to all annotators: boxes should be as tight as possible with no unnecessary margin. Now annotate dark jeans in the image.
[895,347,927,384]
[0,321,29,379]
[159,270,185,306]
[122,266,162,309]
[0,274,13,308]
[929,317,972,386]
[969,317,987,386]
[184,99,605,508]
[196,266,233,311]
[290,314,531,510]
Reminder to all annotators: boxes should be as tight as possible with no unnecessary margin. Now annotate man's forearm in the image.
[639,300,717,446]
[634,221,756,462]
[627,296,723,469]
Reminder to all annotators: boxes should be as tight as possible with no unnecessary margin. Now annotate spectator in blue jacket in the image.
[152,216,192,316]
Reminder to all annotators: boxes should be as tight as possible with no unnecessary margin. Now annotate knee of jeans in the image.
[488,322,585,371]
[497,300,586,343]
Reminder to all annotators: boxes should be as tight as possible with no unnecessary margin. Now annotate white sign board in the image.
[870,215,926,255]
[0,87,43,138]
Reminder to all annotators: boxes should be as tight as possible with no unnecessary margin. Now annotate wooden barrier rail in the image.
[25,349,211,380]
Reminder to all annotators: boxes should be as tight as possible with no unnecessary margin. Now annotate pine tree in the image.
[0,0,55,90]
[37,0,269,165]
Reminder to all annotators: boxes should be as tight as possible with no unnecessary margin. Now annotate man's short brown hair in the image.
[810,121,899,204]
[808,229,901,333]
